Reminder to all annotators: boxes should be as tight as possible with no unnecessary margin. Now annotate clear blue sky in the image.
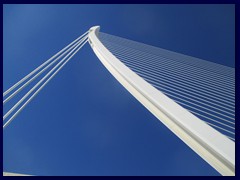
[3,4,234,175]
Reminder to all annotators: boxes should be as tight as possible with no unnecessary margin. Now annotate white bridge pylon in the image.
[3,26,235,176]
[88,26,235,176]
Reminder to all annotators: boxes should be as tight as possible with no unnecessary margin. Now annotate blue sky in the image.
[3,4,234,176]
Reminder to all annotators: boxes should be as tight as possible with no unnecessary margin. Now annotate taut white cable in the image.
[113,50,235,91]
[3,36,88,121]
[3,31,89,97]
[104,41,235,85]
[130,66,235,106]
[100,32,235,77]
[98,31,235,142]
[3,35,87,105]
[3,38,88,129]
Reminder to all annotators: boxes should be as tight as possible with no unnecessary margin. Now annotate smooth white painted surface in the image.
[3,172,31,176]
[88,26,235,176]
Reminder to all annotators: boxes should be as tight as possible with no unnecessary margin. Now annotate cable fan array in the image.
[3,31,89,129]
[99,32,235,141]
